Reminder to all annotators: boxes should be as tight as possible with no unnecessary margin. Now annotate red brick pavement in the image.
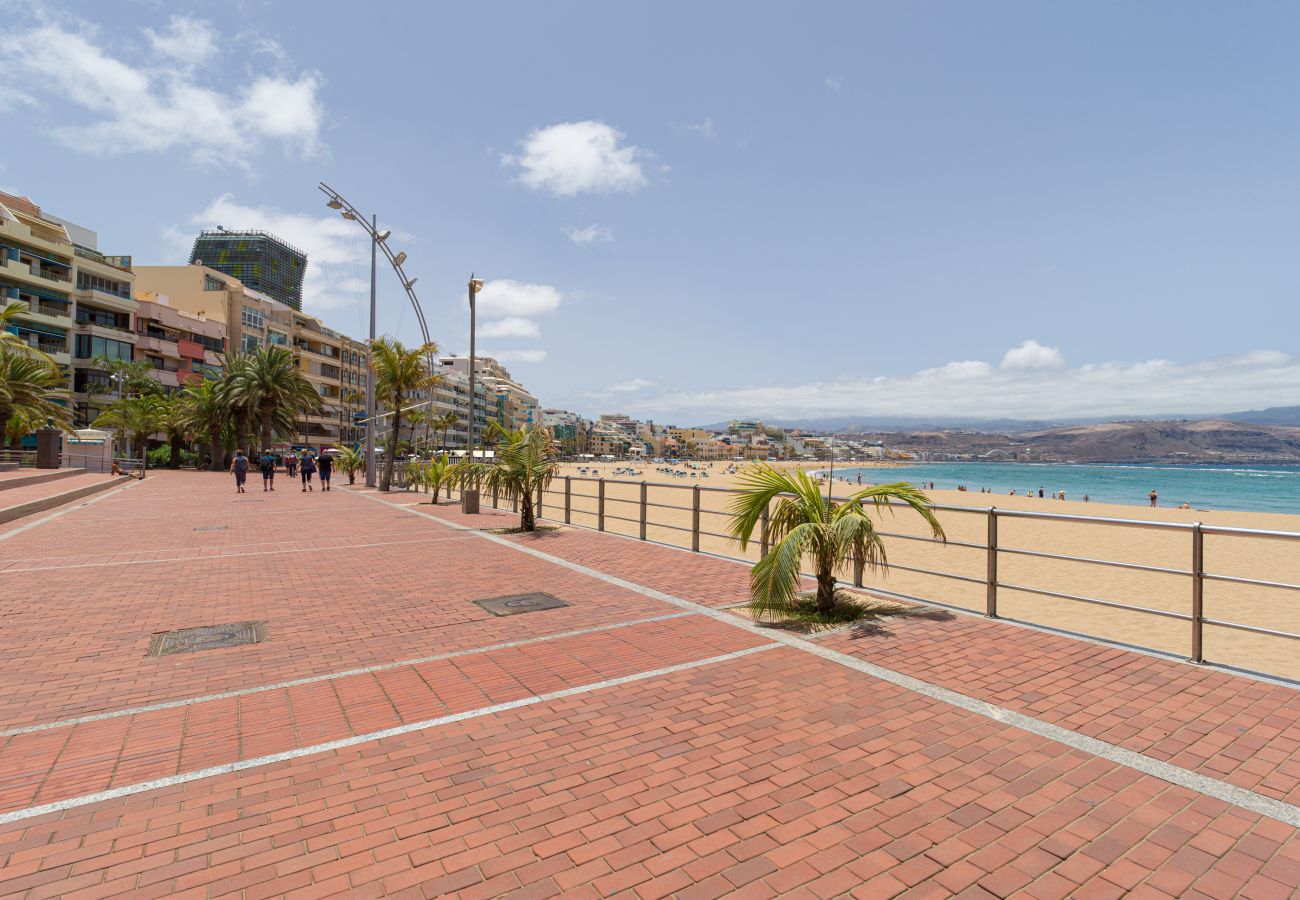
[1,648,1297,899]
[0,473,1296,898]
[0,472,126,518]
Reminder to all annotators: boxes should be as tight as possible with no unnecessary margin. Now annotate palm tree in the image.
[435,412,459,452]
[158,395,193,469]
[414,453,458,504]
[178,377,229,471]
[0,354,71,450]
[0,300,55,362]
[370,338,440,492]
[334,445,364,485]
[457,422,558,531]
[218,353,255,453]
[229,346,323,450]
[406,408,429,455]
[95,395,166,477]
[729,464,945,619]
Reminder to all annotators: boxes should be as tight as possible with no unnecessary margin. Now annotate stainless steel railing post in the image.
[1191,521,1204,663]
[640,481,648,540]
[691,486,701,552]
[564,476,572,525]
[760,504,770,559]
[986,507,998,618]
[598,479,606,531]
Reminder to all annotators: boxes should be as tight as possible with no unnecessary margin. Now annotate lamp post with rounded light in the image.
[462,276,484,513]
[317,183,433,488]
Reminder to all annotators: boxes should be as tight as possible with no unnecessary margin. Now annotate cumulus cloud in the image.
[825,75,843,94]
[471,279,564,319]
[504,121,648,197]
[166,194,366,313]
[490,350,548,364]
[1001,339,1065,370]
[5,15,325,167]
[675,117,714,138]
[478,317,541,339]
[621,348,1300,422]
[144,16,218,66]
[564,224,613,245]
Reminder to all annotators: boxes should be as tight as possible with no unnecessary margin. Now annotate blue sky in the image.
[4,0,1300,423]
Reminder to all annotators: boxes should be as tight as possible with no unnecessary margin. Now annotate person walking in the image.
[230,450,249,493]
[258,450,277,492]
[300,452,316,492]
[317,451,334,492]
[285,451,298,478]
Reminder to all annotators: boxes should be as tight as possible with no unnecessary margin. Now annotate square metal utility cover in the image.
[147,621,268,656]
[473,592,569,616]
[193,525,228,532]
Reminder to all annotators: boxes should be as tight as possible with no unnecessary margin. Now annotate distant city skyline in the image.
[4,1,1299,423]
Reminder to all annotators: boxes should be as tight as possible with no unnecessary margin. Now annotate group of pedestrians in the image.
[229,449,334,493]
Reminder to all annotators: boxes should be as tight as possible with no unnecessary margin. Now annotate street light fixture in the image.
[317,182,436,488]
[462,275,485,514]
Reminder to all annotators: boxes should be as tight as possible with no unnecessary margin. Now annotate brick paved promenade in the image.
[0,472,1296,898]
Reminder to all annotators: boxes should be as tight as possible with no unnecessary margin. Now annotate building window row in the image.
[74,334,132,362]
[241,305,265,329]
[76,272,130,299]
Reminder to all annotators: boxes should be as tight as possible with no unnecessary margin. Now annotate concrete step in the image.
[0,468,86,492]
[0,474,132,526]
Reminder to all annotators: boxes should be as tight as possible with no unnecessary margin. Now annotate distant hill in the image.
[1220,405,1300,426]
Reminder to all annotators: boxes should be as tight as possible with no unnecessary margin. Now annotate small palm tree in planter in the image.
[456,422,557,531]
[730,464,945,621]
[334,446,364,484]
[415,453,458,504]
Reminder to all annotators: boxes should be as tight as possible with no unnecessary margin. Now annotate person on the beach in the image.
[1149,489,1158,507]
[300,452,316,491]
[230,450,248,493]
[1038,486,1044,498]
[258,450,276,492]
[317,452,333,492]
[1083,494,1089,502]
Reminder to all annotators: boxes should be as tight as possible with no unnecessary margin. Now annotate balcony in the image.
[152,369,180,388]
[137,334,180,357]
[74,287,134,313]
[177,338,205,360]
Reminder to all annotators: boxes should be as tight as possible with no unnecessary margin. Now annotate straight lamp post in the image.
[462,276,484,513]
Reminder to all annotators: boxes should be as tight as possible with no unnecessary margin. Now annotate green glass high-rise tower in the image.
[189,228,306,311]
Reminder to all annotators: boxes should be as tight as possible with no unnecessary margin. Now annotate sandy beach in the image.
[531,460,1300,681]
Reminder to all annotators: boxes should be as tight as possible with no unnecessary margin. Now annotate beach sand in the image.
[534,461,1300,681]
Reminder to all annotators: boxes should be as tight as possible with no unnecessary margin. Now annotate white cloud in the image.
[472,279,564,319]
[167,194,362,313]
[491,350,547,364]
[564,224,614,245]
[675,117,714,138]
[144,16,218,66]
[504,121,648,197]
[825,76,843,94]
[479,317,541,339]
[5,17,325,167]
[620,348,1300,421]
[1001,339,1065,370]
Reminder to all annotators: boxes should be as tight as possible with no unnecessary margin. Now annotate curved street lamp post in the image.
[317,182,434,488]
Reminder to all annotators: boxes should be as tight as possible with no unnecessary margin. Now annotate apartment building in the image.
[290,310,347,447]
[339,336,368,447]
[133,298,225,390]
[438,355,539,433]
[0,192,137,427]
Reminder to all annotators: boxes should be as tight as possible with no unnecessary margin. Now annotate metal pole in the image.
[364,215,377,488]
[639,481,648,540]
[691,486,701,552]
[1191,521,1204,663]
[565,476,572,524]
[760,504,770,559]
[986,507,998,617]
[468,282,476,459]
[598,479,606,531]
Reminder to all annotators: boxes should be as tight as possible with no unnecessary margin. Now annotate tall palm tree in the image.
[0,353,71,449]
[457,422,558,531]
[0,300,55,362]
[435,412,459,452]
[406,408,429,453]
[178,377,228,471]
[228,346,323,450]
[730,464,945,618]
[218,352,255,453]
[370,338,440,491]
[95,395,166,476]
[157,394,194,469]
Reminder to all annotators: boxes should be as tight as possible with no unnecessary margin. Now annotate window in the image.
[74,334,132,361]
[75,306,127,329]
[76,272,130,298]
[241,305,265,330]
[268,331,288,346]
[203,275,225,291]
[241,333,261,353]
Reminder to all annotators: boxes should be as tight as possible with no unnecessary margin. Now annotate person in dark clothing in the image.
[230,450,249,493]
[258,451,277,491]
[300,452,316,491]
[317,452,333,491]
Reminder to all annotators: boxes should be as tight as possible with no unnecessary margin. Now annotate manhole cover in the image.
[147,621,268,656]
[193,525,228,532]
[473,592,569,616]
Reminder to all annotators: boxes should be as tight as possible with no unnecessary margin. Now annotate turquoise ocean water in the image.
[829,462,1300,515]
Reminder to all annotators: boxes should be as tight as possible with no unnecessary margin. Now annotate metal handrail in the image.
[458,474,1300,678]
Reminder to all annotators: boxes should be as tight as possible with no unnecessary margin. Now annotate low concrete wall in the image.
[0,469,84,493]
[0,476,132,525]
